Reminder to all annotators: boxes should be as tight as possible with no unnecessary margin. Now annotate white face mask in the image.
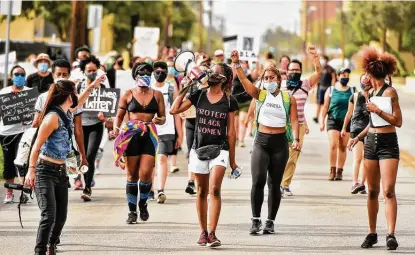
[320,59,327,66]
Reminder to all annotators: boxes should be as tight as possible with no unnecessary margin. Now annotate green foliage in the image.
[262,27,303,58]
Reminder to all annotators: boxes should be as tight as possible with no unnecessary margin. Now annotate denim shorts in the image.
[364,132,399,160]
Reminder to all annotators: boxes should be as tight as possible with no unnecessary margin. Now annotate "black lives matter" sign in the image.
[80,88,120,117]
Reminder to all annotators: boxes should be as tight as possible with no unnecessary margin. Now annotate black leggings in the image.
[251,132,289,220]
[185,118,196,156]
[0,133,24,180]
[82,122,104,188]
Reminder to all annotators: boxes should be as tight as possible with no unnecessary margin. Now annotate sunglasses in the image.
[137,70,152,76]
[155,70,167,75]
[14,73,25,77]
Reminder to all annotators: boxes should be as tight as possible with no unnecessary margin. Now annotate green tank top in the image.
[328,87,353,120]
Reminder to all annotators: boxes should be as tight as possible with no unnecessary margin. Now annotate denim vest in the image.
[40,112,72,160]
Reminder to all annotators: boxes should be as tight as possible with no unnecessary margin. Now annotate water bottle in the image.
[229,166,242,179]
[79,165,89,174]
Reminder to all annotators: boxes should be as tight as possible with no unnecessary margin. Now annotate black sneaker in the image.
[81,187,92,202]
[361,233,378,248]
[208,232,221,247]
[360,185,367,194]
[185,182,196,195]
[313,117,318,124]
[351,183,365,194]
[126,211,137,224]
[263,220,275,234]
[139,203,149,221]
[47,244,57,255]
[249,218,262,235]
[386,234,399,250]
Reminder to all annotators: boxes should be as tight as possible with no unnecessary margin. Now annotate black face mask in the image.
[70,94,78,108]
[287,72,302,82]
[207,72,227,87]
[154,71,167,82]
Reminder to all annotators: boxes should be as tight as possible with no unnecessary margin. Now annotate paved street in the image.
[1,91,415,255]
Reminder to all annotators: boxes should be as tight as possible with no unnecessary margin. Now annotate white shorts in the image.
[188,149,229,174]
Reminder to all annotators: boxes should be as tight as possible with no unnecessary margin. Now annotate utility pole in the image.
[198,0,204,52]
[340,2,345,66]
[206,0,213,54]
[163,1,173,49]
[321,1,326,55]
[70,1,87,63]
[2,1,12,88]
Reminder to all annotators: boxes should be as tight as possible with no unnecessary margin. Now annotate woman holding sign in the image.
[347,48,402,250]
[111,62,165,224]
[0,65,32,204]
[76,56,109,202]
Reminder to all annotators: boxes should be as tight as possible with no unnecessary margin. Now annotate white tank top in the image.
[258,91,287,128]
[152,83,175,136]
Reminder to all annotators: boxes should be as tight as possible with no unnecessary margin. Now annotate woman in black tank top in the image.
[110,62,165,224]
[348,48,402,250]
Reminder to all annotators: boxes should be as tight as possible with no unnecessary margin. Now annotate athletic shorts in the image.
[158,139,175,156]
[317,87,328,105]
[124,132,156,157]
[188,149,229,174]
[327,117,350,132]
[364,132,399,160]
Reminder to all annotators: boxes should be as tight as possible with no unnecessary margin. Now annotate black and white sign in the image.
[0,89,39,125]
[236,35,260,61]
[80,88,120,117]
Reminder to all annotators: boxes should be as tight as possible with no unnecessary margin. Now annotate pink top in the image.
[281,78,311,124]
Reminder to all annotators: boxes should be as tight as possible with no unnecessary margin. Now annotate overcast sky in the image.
[212,0,302,37]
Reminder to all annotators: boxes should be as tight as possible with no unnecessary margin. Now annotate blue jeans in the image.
[34,160,68,254]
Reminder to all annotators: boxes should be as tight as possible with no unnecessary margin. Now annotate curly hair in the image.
[79,55,101,72]
[215,63,234,94]
[360,47,397,79]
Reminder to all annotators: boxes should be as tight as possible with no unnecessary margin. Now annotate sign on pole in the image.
[0,0,22,15]
[88,5,103,54]
[133,27,160,59]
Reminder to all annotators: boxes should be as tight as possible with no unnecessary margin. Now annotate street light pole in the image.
[3,0,12,88]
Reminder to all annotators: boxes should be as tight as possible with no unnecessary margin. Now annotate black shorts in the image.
[364,132,399,160]
[158,139,175,156]
[317,87,328,105]
[327,117,350,132]
[124,132,156,157]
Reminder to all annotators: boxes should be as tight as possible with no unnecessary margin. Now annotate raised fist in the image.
[231,50,240,63]
[307,45,317,57]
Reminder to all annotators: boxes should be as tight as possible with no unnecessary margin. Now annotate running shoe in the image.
[157,191,166,204]
[81,187,92,202]
[351,183,365,194]
[95,166,101,175]
[20,193,29,204]
[361,233,378,248]
[91,179,96,188]
[170,166,179,173]
[240,141,246,148]
[386,234,399,250]
[126,211,138,224]
[139,203,149,221]
[74,178,83,191]
[208,232,221,247]
[185,181,196,195]
[360,186,367,194]
[283,187,293,196]
[149,191,155,201]
[313,117,318,124]
[249,218,262,234]
[263,220,275,234]
[197,231,208,246]
[3,192,14,204]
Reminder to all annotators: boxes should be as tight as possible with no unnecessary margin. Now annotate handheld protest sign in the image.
[80,88,120,117]
[0,89,39,125]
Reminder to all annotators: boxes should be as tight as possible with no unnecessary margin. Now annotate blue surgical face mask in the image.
[13,75,26,87]
[264,81,279,93]
[38,62,49,72]
[168,67,176,76]
[340,77,349,86]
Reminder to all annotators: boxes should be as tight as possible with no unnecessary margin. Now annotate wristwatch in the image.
[233,62,241,69]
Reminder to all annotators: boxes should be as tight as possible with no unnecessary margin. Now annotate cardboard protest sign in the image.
[80,88,120,117]
[236,35,260,61]
[0,89,39,125]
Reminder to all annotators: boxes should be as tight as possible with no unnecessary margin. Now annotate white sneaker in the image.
[157,191,166,204]
[3,192,14,204]
[169,166,179,173]
[283,188,293,196]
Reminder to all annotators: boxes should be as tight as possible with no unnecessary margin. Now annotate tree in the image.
[262,27,303,59]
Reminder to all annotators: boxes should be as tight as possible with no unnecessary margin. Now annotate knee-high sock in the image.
[139,181,152,206]
[126,182,138,212]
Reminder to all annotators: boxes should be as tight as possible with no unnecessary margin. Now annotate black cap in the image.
[338,67,351,75]
[153,61,168,70]
[75,46,91,56]
[132,62,154,79]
